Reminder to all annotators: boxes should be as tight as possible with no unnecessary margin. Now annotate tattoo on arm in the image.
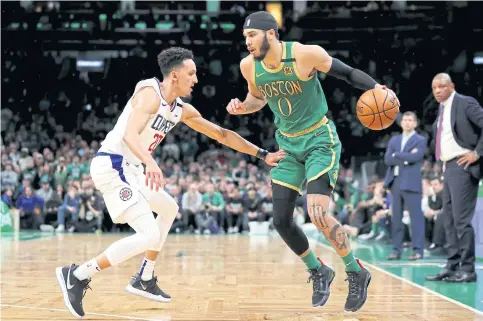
[329,223,348,250]
[308,204,329,230]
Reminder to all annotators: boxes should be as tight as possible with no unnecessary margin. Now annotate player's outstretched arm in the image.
[297,44,400,105]
[226,56,266,115]
[182,103,285,166]
[122,86,165,191]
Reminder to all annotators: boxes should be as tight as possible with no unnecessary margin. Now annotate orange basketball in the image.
[356,87,400,130]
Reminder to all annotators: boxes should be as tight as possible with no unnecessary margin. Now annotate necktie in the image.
[435,104,444,161]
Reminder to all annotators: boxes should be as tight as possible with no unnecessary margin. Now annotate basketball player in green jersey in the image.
[227,11,400,312]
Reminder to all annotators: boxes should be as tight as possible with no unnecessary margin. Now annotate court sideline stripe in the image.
[313,238,483,317]
[0,304,170,321]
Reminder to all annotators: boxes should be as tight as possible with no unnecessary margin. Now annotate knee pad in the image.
[271,183,299,231]
[146,191,179,252]
[148,190,179,223]
[124,201,161,247]
[307,174,333,196]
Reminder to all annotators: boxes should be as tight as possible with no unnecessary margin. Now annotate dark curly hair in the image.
[157,47,194,77]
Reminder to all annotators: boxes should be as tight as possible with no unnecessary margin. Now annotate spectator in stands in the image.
[71,184,104,233]
[345,181,385,238]
[200,183,225,232]
[343,181,376,237]
[1,161,18,190]
[67,155,86,181]
[18,147,33,172]
[384,111,427,261]
[1,188,15,208]
[55,185,80,232]
[21,157,37,183]
[259,187,274,226]
[161,135,181,161]
[181,183,202,231]
[244,187,262,224]
[36,177,54,202]
[358,186,391,242]
[54,156,69,187]
[426,73,482,283]
[231,160,248,183]
[226,187,244,233]
[16,186,44,229]
[424,176,445,254]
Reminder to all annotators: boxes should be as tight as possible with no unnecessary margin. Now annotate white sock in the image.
[74,259,101,281]
[139,258,156,281]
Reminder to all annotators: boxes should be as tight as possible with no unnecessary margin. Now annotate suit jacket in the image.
[384,133,427,193]
[432,93,483,179]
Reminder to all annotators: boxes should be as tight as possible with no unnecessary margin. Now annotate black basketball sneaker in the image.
[125,273,171,302]
[307,263,336,307]
[55,264,92,319]
[344,259,372,312]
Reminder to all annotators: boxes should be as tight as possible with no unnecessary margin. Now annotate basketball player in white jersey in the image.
[56,47,286,319]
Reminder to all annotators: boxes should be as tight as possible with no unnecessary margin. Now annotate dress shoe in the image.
[444,271,477,283]
[425,268,455,281]
[387,253,401,260]
[408,253,423,261]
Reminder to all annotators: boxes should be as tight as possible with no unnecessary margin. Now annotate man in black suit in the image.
[425,73,482,283]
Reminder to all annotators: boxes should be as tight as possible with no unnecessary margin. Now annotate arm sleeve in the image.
[327,58,378,91]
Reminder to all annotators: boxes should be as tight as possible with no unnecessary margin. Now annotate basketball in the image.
[356,87,400,130]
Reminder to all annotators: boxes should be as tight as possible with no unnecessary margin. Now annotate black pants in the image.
[443,159,479,272]
[425,215,446,246]
[20,212,43,230]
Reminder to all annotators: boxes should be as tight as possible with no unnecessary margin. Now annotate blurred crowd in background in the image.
[1,1,482,255]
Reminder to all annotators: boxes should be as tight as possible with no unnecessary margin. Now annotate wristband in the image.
[256,149,268,160]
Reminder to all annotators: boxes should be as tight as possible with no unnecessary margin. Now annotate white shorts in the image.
[90,152,172,224]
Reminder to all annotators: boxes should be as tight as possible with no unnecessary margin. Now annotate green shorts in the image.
[270,118,341,194]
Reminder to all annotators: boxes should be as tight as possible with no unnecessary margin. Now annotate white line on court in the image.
[313,239,483,317]
[0,304,171,321]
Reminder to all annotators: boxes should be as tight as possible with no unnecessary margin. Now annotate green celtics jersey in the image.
[253,41,329,134]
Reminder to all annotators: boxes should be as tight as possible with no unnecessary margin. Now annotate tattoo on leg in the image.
[308,203,329,230]
[329,223,348,250]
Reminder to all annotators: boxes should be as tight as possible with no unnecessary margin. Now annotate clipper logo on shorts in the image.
[119,187,133,201]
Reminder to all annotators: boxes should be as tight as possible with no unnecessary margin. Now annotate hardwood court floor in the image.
[1,232,482,321]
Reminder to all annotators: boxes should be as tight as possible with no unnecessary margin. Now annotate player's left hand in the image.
[264,150,286,167]
[376,84,400,107]
[457,151,480,169]
[226,98,245,115]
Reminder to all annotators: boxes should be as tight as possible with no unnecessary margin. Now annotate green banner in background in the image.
[0,201,13,232]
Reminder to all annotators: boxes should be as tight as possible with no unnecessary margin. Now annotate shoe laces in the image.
[80,278,92,298]
[151,276,160,290]
[307,269,323,293]
[345,272,359,297]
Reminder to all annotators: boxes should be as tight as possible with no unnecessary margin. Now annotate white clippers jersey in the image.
[99,78,183,164]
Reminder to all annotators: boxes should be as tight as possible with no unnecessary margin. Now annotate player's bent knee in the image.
[307,174,333,196]
[148,190,179,223]
[144,225,161,247]
[123,200,160,246]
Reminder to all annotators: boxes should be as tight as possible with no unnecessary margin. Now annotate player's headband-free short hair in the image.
[243,11,278,32]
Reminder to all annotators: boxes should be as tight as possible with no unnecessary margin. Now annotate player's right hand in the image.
[264,150,287,167]
[145,159,165,192]
[226,98,245,114]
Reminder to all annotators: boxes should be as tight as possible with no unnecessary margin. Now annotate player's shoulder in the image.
[240,54,254,70]
[132,79,161,113]
[292,42,325,58]
[135,85,160,102]
[179,102,200,121]
[240,55,255,82]
[134,77,160,90]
